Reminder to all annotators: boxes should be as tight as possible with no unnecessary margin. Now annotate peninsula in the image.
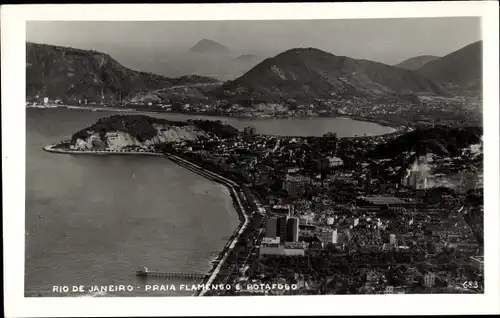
[44,114,254,296]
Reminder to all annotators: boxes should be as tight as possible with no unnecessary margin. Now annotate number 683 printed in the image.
[462,281,481,289]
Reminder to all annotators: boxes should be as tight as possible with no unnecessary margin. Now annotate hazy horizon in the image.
[26,18,481,78]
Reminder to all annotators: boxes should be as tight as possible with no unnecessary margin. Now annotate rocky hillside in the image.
[26,42,218,102]
[69,115,238,150]
[394,55,440,71]
[367,126,482,159]
[417,41,482,95]
[124,77,222,104]
[214,48,448,104]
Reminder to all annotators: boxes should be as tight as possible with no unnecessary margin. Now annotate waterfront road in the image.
[164,154,252,296]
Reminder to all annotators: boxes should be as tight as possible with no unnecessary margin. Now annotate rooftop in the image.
[470,256,484,263]
[357,195,407,205]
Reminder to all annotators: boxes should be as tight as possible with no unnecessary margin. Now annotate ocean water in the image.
[25,108,395,297]
[25,108,239,297]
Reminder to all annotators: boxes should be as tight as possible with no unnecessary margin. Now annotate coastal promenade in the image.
[27,104,137,113]
[44,143,255,297]
[164,153,252,296]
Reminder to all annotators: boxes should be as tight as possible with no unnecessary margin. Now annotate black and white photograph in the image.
[2,2,499,317]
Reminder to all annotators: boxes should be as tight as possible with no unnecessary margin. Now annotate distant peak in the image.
[189,39,230,54]
[198,38,217,44]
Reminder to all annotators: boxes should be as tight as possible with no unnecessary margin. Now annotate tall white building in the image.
[326,217,335,225]
[401,170,428,189]
[401,156,429,189]
[423,272,436,287]
[318,228,338,244]
[389,234,397,246]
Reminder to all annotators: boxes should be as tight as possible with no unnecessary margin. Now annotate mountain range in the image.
[216,40,483,102]
[394,55,440,71]
[26,39,483,105]
[214,47,448,103]
[417,40,482,94]
[26,42,218,102]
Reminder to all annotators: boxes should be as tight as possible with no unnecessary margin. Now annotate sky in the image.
[26,17,481,67]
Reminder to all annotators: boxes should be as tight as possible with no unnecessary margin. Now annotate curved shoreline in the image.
[43,144,251,297]
[29,105,399,137]
[164,153,251,296]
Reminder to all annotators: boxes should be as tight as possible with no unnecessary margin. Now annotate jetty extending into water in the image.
[136,268,207,280]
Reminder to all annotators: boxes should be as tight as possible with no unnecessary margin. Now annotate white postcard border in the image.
[2,2,499,317]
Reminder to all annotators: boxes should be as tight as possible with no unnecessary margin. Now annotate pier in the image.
[136,269,206,280]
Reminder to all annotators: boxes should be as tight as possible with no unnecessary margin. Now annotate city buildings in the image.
[253,170,272,186]
[266,217,277,238]
[470,256,484,271]
[283,174,311,197]
[423,272,436,288]
[401,157,429,189]
[357,195,411,215]
[318,228,338,244]
[384,286,394,294]
[265,213,301,244]
[327,156,344,167]
[164,115,483,296]
[271,205,292,217]
[283,242,306,255]
[259,237,306,257]
[460,171,480,193]
[244,126,257,136]
[277,216,288,243]
[260,237,285,256]
[401,170,428,189]
[389,234,397,246]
